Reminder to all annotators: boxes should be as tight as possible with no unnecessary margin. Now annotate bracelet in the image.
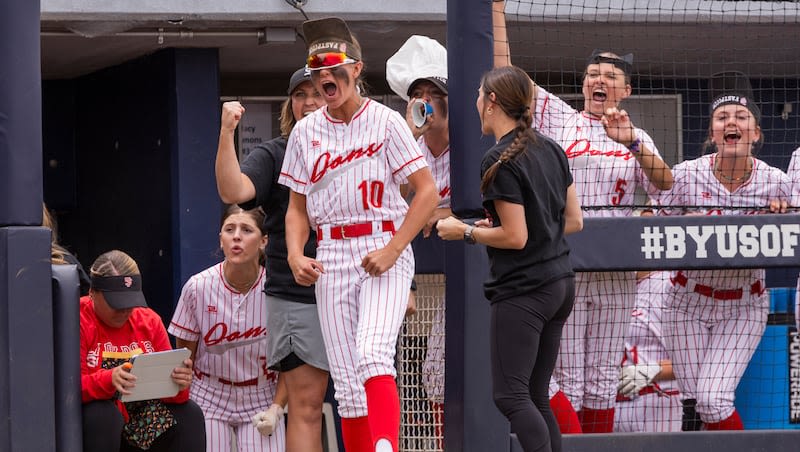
[627,138,642,154]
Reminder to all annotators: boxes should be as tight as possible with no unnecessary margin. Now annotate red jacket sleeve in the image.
[79,301,117,403]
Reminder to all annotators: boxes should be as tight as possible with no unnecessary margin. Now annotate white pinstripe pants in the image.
[315,234,413,418]
[662,284,767,423]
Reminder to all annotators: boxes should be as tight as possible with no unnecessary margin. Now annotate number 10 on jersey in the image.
[359,180,384,210]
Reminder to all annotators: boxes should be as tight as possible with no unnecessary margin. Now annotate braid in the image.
[479,65,537,193]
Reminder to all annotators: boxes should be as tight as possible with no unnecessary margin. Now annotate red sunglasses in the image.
[307,52,356,70]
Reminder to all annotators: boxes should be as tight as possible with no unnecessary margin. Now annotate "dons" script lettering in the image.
[311,143,384,183]
[565,139,635,161]
[204,322,267,346]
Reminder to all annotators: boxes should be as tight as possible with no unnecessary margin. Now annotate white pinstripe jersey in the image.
[279,99,428,228]
[168,263,275,383]
[655,154,792,289]
[534,87,663,218]
[418,137,451,208]
[789,147,800,207]
[623,272,678,393]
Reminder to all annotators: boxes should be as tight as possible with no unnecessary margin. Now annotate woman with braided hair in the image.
[493,3,674,433]
[437,65,582,452]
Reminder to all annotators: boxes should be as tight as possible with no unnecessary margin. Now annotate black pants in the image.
[82,400,206,452]
[491,276,575,452]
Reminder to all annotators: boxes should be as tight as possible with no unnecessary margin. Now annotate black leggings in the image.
[82,399,206,452]
[491,276,575,452]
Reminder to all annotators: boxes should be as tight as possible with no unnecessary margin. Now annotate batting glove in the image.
[252,403,284,437]
[618,363,661,397]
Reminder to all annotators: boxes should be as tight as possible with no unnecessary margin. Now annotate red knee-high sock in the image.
[365,375,400,452]
[704,410,744,431]
[341,416,373,452]
[431,402,444,450]
[579,407,615,433]
[549,391,583,434]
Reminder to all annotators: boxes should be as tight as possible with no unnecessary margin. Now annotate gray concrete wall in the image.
[41,0,445,20]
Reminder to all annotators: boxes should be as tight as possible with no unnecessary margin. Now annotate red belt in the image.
[617,385,680,402]
[317,220,396,241]
[671,271,764,301]
[196,370,259,387]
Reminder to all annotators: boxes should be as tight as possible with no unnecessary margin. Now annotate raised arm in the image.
[493,1,512,68]
[601,108,674,191]
[493,1,540,110]
[216,101,257,204]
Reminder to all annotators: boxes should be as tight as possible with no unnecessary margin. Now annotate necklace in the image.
[224,263,258,293]
[714,157,752,183]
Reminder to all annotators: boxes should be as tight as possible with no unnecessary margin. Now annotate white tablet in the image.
[120,348,191,403]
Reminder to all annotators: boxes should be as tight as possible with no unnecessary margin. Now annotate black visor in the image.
[91,275,147,310]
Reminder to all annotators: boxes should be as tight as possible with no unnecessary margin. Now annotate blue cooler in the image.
[769,287,796,315]
[735,287,800,429]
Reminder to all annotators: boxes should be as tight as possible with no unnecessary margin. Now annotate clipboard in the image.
[120,348,191,402]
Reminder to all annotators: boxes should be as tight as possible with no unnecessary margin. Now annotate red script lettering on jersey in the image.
[310,143,384,183]
[565,139,635,161]
[204,322,268,346]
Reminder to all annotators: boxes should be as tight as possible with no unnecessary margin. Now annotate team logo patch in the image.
[124,276,133,288]
[207,305,217,313]
[702,192,711,199]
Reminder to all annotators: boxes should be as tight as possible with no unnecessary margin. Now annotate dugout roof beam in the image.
[40,0,800,86]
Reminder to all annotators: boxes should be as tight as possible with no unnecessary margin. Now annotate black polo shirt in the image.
[240,136,317,304]
[480,130,574,303]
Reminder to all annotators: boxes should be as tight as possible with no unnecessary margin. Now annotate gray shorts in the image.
[266,294,329,372]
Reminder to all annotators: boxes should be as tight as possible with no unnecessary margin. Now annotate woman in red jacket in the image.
[80,249,205,451]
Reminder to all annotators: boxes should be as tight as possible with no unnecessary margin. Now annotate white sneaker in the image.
[375,438,393,452]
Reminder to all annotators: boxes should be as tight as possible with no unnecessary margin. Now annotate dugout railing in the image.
[398,214,800,452]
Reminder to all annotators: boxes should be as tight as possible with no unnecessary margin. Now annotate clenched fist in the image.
[221,101,246,133]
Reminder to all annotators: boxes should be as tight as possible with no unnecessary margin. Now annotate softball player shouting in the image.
[279,17,438,452]
[655,72,791,430]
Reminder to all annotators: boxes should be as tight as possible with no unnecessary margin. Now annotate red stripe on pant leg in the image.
[341,416,373,452]
[580,407,615,433]
[550,390,583,434]
[365,375,400,451]
[704,410,744,431]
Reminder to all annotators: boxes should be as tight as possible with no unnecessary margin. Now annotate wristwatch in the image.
[464,225,477,245]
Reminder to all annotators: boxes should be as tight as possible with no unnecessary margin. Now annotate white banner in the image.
[237,102,272,160]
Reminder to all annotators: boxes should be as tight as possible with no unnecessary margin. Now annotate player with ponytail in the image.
[437,64,582,452]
